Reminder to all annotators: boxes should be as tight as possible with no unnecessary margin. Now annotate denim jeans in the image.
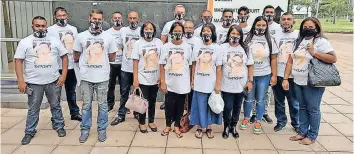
[222,92,244,127]
[117,71,133,117]
[25,80,65,136]
[252,87,271,115]
[80,80,109,134]
[107,64,122,109]
[272,77,299,127]
[138,84,159,125]
[293,83,325,141]
[243,74,271,121]
[59,69,80,116]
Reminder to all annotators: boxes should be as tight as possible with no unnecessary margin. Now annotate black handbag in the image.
[307,58,341,87]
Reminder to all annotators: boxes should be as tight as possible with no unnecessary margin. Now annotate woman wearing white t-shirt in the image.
[282,17,337,145]
[240,16,279,134]
[159,22,193,138]
[132,21,163,134]
[190,23,223,139]
[220,25,254,139]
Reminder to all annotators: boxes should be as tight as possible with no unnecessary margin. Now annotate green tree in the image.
[321,0,349,24]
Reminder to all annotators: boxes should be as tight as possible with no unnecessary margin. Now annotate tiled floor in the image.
[1,33,353,154]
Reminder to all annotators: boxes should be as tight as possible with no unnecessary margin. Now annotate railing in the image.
[1,38,20,77]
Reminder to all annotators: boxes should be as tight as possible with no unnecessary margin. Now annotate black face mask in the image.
[229,36,240,43]
[144,32,153,39]
[112,20,122,27]
[175,13,185,20]
[55,18,68,27]
[185,32,194,39]
[89,21,103,36]
[301,28,317,37]
[129,21,139,29]
[33,29,48,38]
[222,18,234,26]
[172,32,183,40]
[264,15,274,22]
[254,28,266,36]
[202,34,211,42]
[281,25,293,32]
[237,15,248,23]
[202,17,213,24]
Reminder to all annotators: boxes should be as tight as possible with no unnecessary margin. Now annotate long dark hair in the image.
[224,25,249,56]
[169,22,185,35]
[294,17,325,50]
[199,23,217,43]
[244,16,273,55]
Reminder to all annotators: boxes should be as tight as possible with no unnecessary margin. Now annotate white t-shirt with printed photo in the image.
[47,24,78,69]
[248,35,279,76]
[183,36,203,51]
[193,43,223,94]
[292,37,334,86]
[131,38,163,86]
[220,43,254,93]
[158,41,193,94]
[105,27,123,64]
[194,25,202,39]
[277,30,299,77]
[14,35,68,84]
[120,26,141,73]
[268,22,282,45]
[216,25,230,45]
[73,30,118,83]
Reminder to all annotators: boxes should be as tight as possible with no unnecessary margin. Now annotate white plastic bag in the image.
[208,91,224,114]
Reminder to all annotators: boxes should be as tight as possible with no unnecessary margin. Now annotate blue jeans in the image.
[222,92,244,127]
[80,80,109,134]
[293,83,325,141]
[243,74,271,121]
[59,69,80,116]
[117,71,133,117]
[272,77,299,127]
[25,80,65,136]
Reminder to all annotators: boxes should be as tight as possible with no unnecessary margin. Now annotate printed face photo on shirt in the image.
[125,36,139,59]
[167,51,184,73]
[33,41,52,65]
[59,31,74,52]
[279,41,293,63]
[250,42,266,61]
[85,41,104,65]
[116,37,123,57]
[143,48,158,70]
[196,50,213,73]
[226,53,244,77]
[293,46,307,69]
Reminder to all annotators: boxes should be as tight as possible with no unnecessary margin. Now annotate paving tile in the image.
[51,145,92,154]
[128,147,165,154]
[1,128,28,144]
[240,150,278,154]
[44,117,80,130]
[323,97,350,105]
[237,132,274,150]
[89,147,129,154]
[106,118,138,131]
[278,151,316,154]
[308,141,328,152]
[12,116,50,130]
[167,131,202,148]
[203,149,240,154]
[165,148,203,154]
[330,105,353,114]
[131,131,167,147]
[1,128,9,134]
[1,108,12,115]
[263,124,297,135]
[1,116,25,129]
[321,113,352,124]
[345,114,353,120]
[60,130,98,146]
[1,144,20,154]
[330,152,353,154]
[3,109,29,117]
[317,136,353,152]
[202,133,238,150]
[30,130,68,145]
[95,130,135,147]
[331,123,353,137]
[321,105,339,113]
[318,123,342,136]
[12,145,56,154]
[267,134,312,151]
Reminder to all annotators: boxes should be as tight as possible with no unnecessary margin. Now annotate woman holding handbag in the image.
[220,25,254,139]
[132,21,163,133]
[282,17,337,145]
[190,23,223,139]
[159,22,194,138]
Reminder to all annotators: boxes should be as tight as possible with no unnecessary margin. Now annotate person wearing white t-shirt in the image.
[131,21,163,133]
[105,12,124,112]
[283,17,337,145]
[110,11,142,126]
[194,10,213,39]
[15,16,68,145]
[273,12,300,133]
[73,9,117,143]
[215,9,235,45]
[47,7,81,122]
[161,4,186,44]
[159,22,193,138]
[240,16,279,134]
[236,6,252,37]
[190,23,222,139]
[220,25,254,139]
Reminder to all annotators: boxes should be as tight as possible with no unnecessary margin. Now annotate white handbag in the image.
[125,88,148,114]
[208,91,224,114]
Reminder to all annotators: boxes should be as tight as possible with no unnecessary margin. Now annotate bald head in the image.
[174,5,186,14]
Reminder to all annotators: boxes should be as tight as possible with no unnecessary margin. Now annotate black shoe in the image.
[160,104,165,110]
[110,116,125,126]
[230,127,239,138]
[57,128,66,137]
[263,114,273,124]
[133,112,139,120]
[222,127,230,139]
[21,134,34,145]
[139,125,148,134]
[71,114,82,122]
[293,127,300,134]
[274,124,285,132]
[148,124,158,132]
[250,115,256,124]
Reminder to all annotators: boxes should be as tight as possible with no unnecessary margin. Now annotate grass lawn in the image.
[294,19,353,33]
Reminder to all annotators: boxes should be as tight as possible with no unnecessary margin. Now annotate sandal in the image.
[161,127,170,136]
[174,128,183,138]
[289,135,305,141]
[148,123,158,132]
[195,129,203,139]
[206,129,214,139]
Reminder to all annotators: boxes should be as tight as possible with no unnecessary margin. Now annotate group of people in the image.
[15,4,337,146]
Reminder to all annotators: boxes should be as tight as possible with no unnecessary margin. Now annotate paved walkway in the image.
[1,33,353,154]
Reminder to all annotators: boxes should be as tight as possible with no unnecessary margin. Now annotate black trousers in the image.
[187,90,193,113]
[107,64,122,109]
[59,69,80,116]
[221,92,244,128]
[165,91,186,127]
[138,84,159,125]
